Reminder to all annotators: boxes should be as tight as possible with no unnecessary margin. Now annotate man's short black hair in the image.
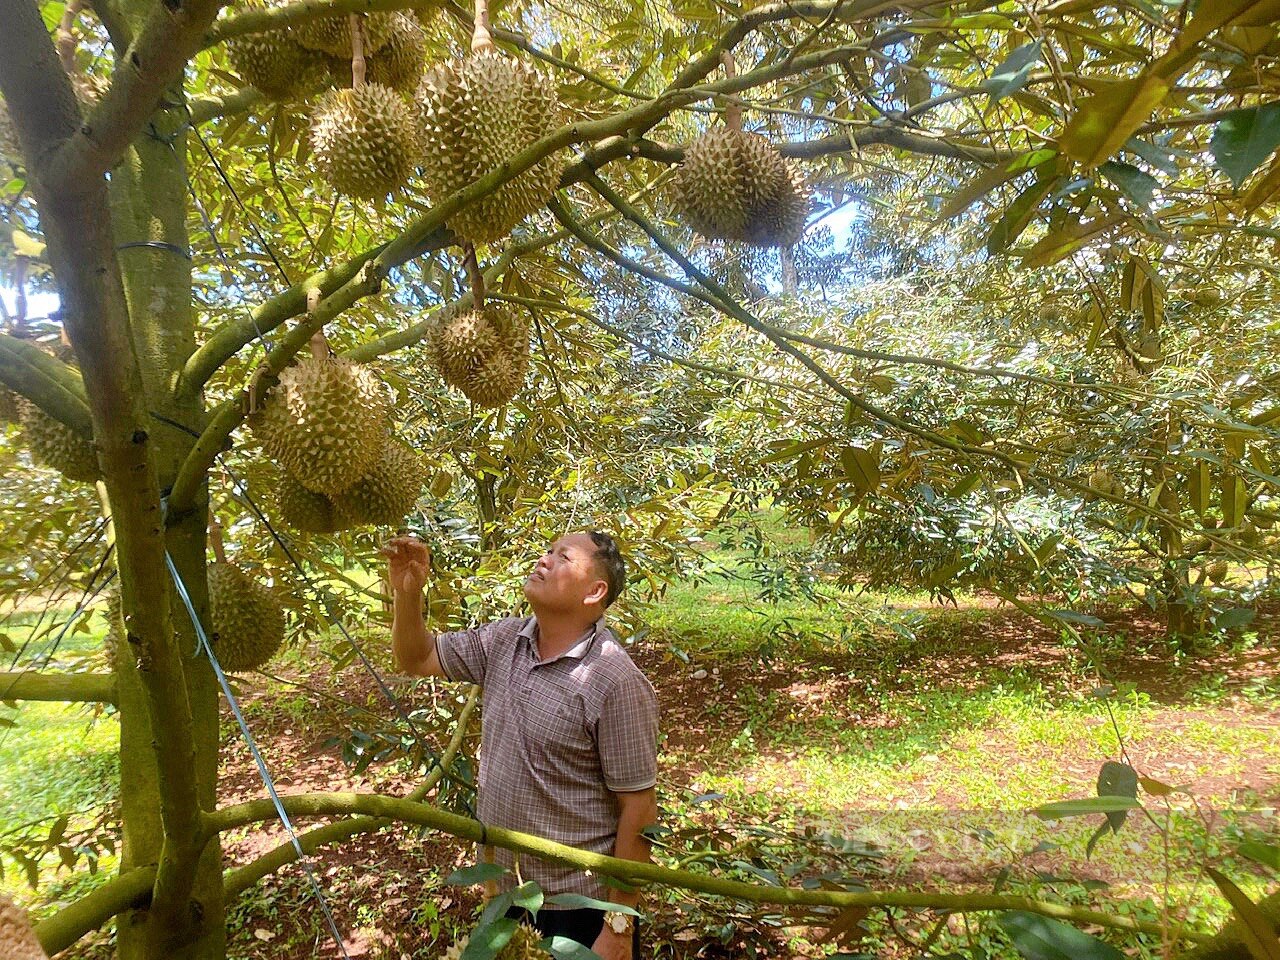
[587,531,626,607]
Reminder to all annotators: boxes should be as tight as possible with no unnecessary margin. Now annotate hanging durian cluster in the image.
[415,24,561,243]
[444,924,551,960]
[311,81,422,200]
[251,336,428,533]
[673,54,809,247]
[207,561,286,671]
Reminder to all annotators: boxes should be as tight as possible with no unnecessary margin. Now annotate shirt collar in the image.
[519,615,606,664]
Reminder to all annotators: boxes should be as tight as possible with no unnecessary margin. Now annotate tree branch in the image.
[222,685,480,897]
[186,86,262,126]
[35,865,157,957]
[0,671,117,703]
[0,334,94,436]
[205,790,1207,944]
[41,0,228,190]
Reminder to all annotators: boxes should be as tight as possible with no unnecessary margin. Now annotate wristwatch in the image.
[604,910,635,936]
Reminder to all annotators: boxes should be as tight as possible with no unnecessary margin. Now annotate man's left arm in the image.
[592,787,656,959]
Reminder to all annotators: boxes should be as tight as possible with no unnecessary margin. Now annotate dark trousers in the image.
[506,906,642,953]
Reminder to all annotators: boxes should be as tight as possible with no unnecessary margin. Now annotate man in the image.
[384,530,658,960]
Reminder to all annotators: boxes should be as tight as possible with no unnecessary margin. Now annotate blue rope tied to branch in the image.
[163,545,354,960]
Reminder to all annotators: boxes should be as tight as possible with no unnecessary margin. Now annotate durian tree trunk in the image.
[0,0,227,957]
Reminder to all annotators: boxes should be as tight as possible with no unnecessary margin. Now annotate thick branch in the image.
[222,685,480,897]
[207,790,1206,944]
[0,671,117,703]
[35,865,157,957]
[41,0,227,190]
[0,334,94,436]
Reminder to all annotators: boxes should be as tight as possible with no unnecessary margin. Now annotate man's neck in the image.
[532,611,599,660]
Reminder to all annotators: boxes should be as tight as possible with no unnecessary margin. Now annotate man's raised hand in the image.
[382,536,431,596]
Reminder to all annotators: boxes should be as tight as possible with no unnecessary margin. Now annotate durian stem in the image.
[309,330,330,361]
[349,14,366,88]
[208,514,227,564]
[471,0,494,54]
[463,244,485,309]
[722,51,742,131]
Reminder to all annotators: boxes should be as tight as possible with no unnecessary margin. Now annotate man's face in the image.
[523,533,608,614]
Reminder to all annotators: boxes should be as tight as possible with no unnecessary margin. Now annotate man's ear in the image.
[583,579,608,607]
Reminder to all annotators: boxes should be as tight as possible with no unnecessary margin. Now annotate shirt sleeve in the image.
[435,618,510,684]
[596,668,659,793]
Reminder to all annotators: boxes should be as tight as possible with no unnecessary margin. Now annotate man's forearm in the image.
[391,590,436,673]
[609,792,658,911]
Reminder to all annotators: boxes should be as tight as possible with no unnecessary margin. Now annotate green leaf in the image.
[510,880,544,915]
[998,911,1125,960]
[543,936,605,960]
[1096,761,1138,834]
[1215,606,1256,630]
[446,862,507,886]
[1206,868,1280,960]
[1239,842,1280,873]
[1100,160,1158,208]
[460,918,519,960]
[984,42,1042,100]
[839,446,881,495]
[1211,103,1280,188]
[1061,76,1171,168]
[544,893,641,916]
[1034,796,1141,820]
[1046,609,1104,627]
[987,163,1064,254]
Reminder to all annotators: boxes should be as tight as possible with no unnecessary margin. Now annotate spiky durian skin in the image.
[16,399,99,482]
[276,475,351,533]
[311,83,421,199]
[673,127,810,247]
[0,894,48,960]
[416,51,560,243]
[227,31,329,100]
[326,14,426,95]
[294,11,398,58]
[426,309,500,384]
[332,439,428,526]
[426,305,529,406]
[207,563,286,672]
[251,355,391,495]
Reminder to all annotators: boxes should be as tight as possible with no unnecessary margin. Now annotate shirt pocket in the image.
[521,680,591,756]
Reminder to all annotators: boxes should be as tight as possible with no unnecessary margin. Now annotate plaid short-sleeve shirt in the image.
[436,615,659,904]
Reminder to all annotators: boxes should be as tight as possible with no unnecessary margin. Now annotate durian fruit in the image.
[226,30,330,100]
[294,11,399,58]
[250,349,391,495]
[276,474,351,534]
[673,125,810,247]
[0,895,48,960]
[332,439,428,526]
[327,14,427,96]
[416,10,561,244]
[460,344,528,408]
[311,82,421,199]
[207,562,286,672]
[1207,561,1229,584]
[16,398,99,482]
[427,303,530,406]
[1085,467,1124,501]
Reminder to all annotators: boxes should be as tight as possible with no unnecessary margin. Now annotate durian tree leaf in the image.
[10,228,45,259]
[1205,867,1280,960]
[1211,103,1280,189]
[542,936,605,960]
[1060,76,1171,168]
[1239,842,1280,873]
[986,165,1064,255]
[544,893,641,915]
[446,862,507,886]
[510,880,544,914]
[997,911,1125,960]
[983,41,1042,100]
[839,445,880,495]
[1096,760,1139,834]
[460,918,519,960]
[1033,796,1141,819]
[1100,160,1157,209]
